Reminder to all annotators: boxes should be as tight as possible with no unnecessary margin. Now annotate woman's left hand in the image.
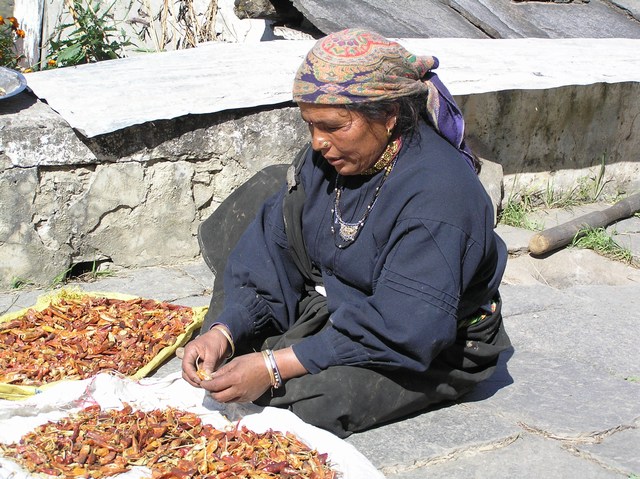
[200,352,272,403]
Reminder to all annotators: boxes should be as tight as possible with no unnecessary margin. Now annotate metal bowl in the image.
[0,66,27,100]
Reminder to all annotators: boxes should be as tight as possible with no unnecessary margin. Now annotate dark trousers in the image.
[253,292,510,438]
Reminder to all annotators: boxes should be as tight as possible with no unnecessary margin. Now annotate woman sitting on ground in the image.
[182,28,511,438]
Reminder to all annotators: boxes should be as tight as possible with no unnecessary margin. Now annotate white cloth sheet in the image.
[0,372,383,478]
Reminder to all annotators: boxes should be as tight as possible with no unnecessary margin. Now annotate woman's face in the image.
[299,103,395,176]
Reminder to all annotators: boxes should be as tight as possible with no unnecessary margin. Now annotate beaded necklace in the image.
[331,138,402,248]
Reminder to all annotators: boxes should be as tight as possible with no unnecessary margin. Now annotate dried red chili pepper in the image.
[0,295,195,386]
[0,405,338,479]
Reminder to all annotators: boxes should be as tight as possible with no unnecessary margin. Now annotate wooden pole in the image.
[528,192,640,256]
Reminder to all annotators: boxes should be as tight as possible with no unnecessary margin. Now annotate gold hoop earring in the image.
[387,118,397,138]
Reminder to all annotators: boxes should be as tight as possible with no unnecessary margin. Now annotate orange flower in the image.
[0,16,5,24]
[47,59,57,66]
[7,17,19,29]
[16,28,25,38]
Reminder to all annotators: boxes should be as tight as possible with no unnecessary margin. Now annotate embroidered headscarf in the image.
[293,28,475,169]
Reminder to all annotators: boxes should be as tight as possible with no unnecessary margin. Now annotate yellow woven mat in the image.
[0,288,206,400]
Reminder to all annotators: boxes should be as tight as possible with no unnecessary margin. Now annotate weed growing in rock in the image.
[10,276,34,290]
[498,189,542,230]
[572,154,609,204]
[48,260,115,288]
[49,267,73,288]
[570,226,634,265]
[499,155,615,230]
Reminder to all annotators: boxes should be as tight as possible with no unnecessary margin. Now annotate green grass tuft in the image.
[570,227,634,264]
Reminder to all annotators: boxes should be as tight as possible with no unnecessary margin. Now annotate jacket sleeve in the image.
[215,186,305,345]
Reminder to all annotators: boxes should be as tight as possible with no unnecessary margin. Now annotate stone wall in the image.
[459,82,640,196]
[1,96,308,288]
[1,79,639,289]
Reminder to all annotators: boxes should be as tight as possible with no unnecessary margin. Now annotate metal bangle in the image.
[265,349,283,389]
[212,325,235,359]
[261,350,276,386]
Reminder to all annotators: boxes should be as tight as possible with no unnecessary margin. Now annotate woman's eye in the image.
[306,122,343,133]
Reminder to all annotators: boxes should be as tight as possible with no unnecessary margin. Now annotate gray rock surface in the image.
[291,0,640,38]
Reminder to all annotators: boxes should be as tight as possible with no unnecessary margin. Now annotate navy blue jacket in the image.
[217,122,506,375]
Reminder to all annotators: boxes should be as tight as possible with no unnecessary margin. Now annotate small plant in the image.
[498,192,542,230]
[0,15,25,69]
[571,154,610,204]
[75,260,114,282]
[45,0,133,68]
[49,266,73,288]
[10,276,34,289]
[570,227,634,264]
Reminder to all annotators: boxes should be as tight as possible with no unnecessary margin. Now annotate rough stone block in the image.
[0,104,307,288]
[577,420,640,475]
[478,158,504,225]
[457,83,640,197]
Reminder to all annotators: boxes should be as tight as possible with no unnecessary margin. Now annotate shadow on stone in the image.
[458,346,515,403]
[0,89,37,114]
[84,101,296,161]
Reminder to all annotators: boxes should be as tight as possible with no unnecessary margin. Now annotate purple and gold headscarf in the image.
[293,28,475,169]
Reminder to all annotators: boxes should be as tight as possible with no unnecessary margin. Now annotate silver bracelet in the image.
[264,349,283,389]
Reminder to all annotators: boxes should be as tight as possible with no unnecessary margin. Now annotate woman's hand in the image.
[181,327,231,387]
[201,352,273,403]
[195,346,310,403]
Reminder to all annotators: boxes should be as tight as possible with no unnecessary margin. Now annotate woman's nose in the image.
[311,133,331,151]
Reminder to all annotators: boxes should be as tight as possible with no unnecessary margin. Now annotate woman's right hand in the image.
[181,327,231,387]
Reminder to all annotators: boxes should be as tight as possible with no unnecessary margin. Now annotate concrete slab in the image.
[0,289,44,316]
[388,433,628,479]
[72,262,214,306]
[577,419,640,475]
[495,224,533,255]
[527,204,606,230]
[22,38,640,137]
[1,221,639,478]
[345,402,520,471]
[499,283,640,379]
[501,249,640,287]
[467,349,639,436]
[0,259,214,315]
[607,215,640,259]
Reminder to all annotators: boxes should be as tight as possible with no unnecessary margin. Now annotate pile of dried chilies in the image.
[0,404,337,478]
[0,295,194,386]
